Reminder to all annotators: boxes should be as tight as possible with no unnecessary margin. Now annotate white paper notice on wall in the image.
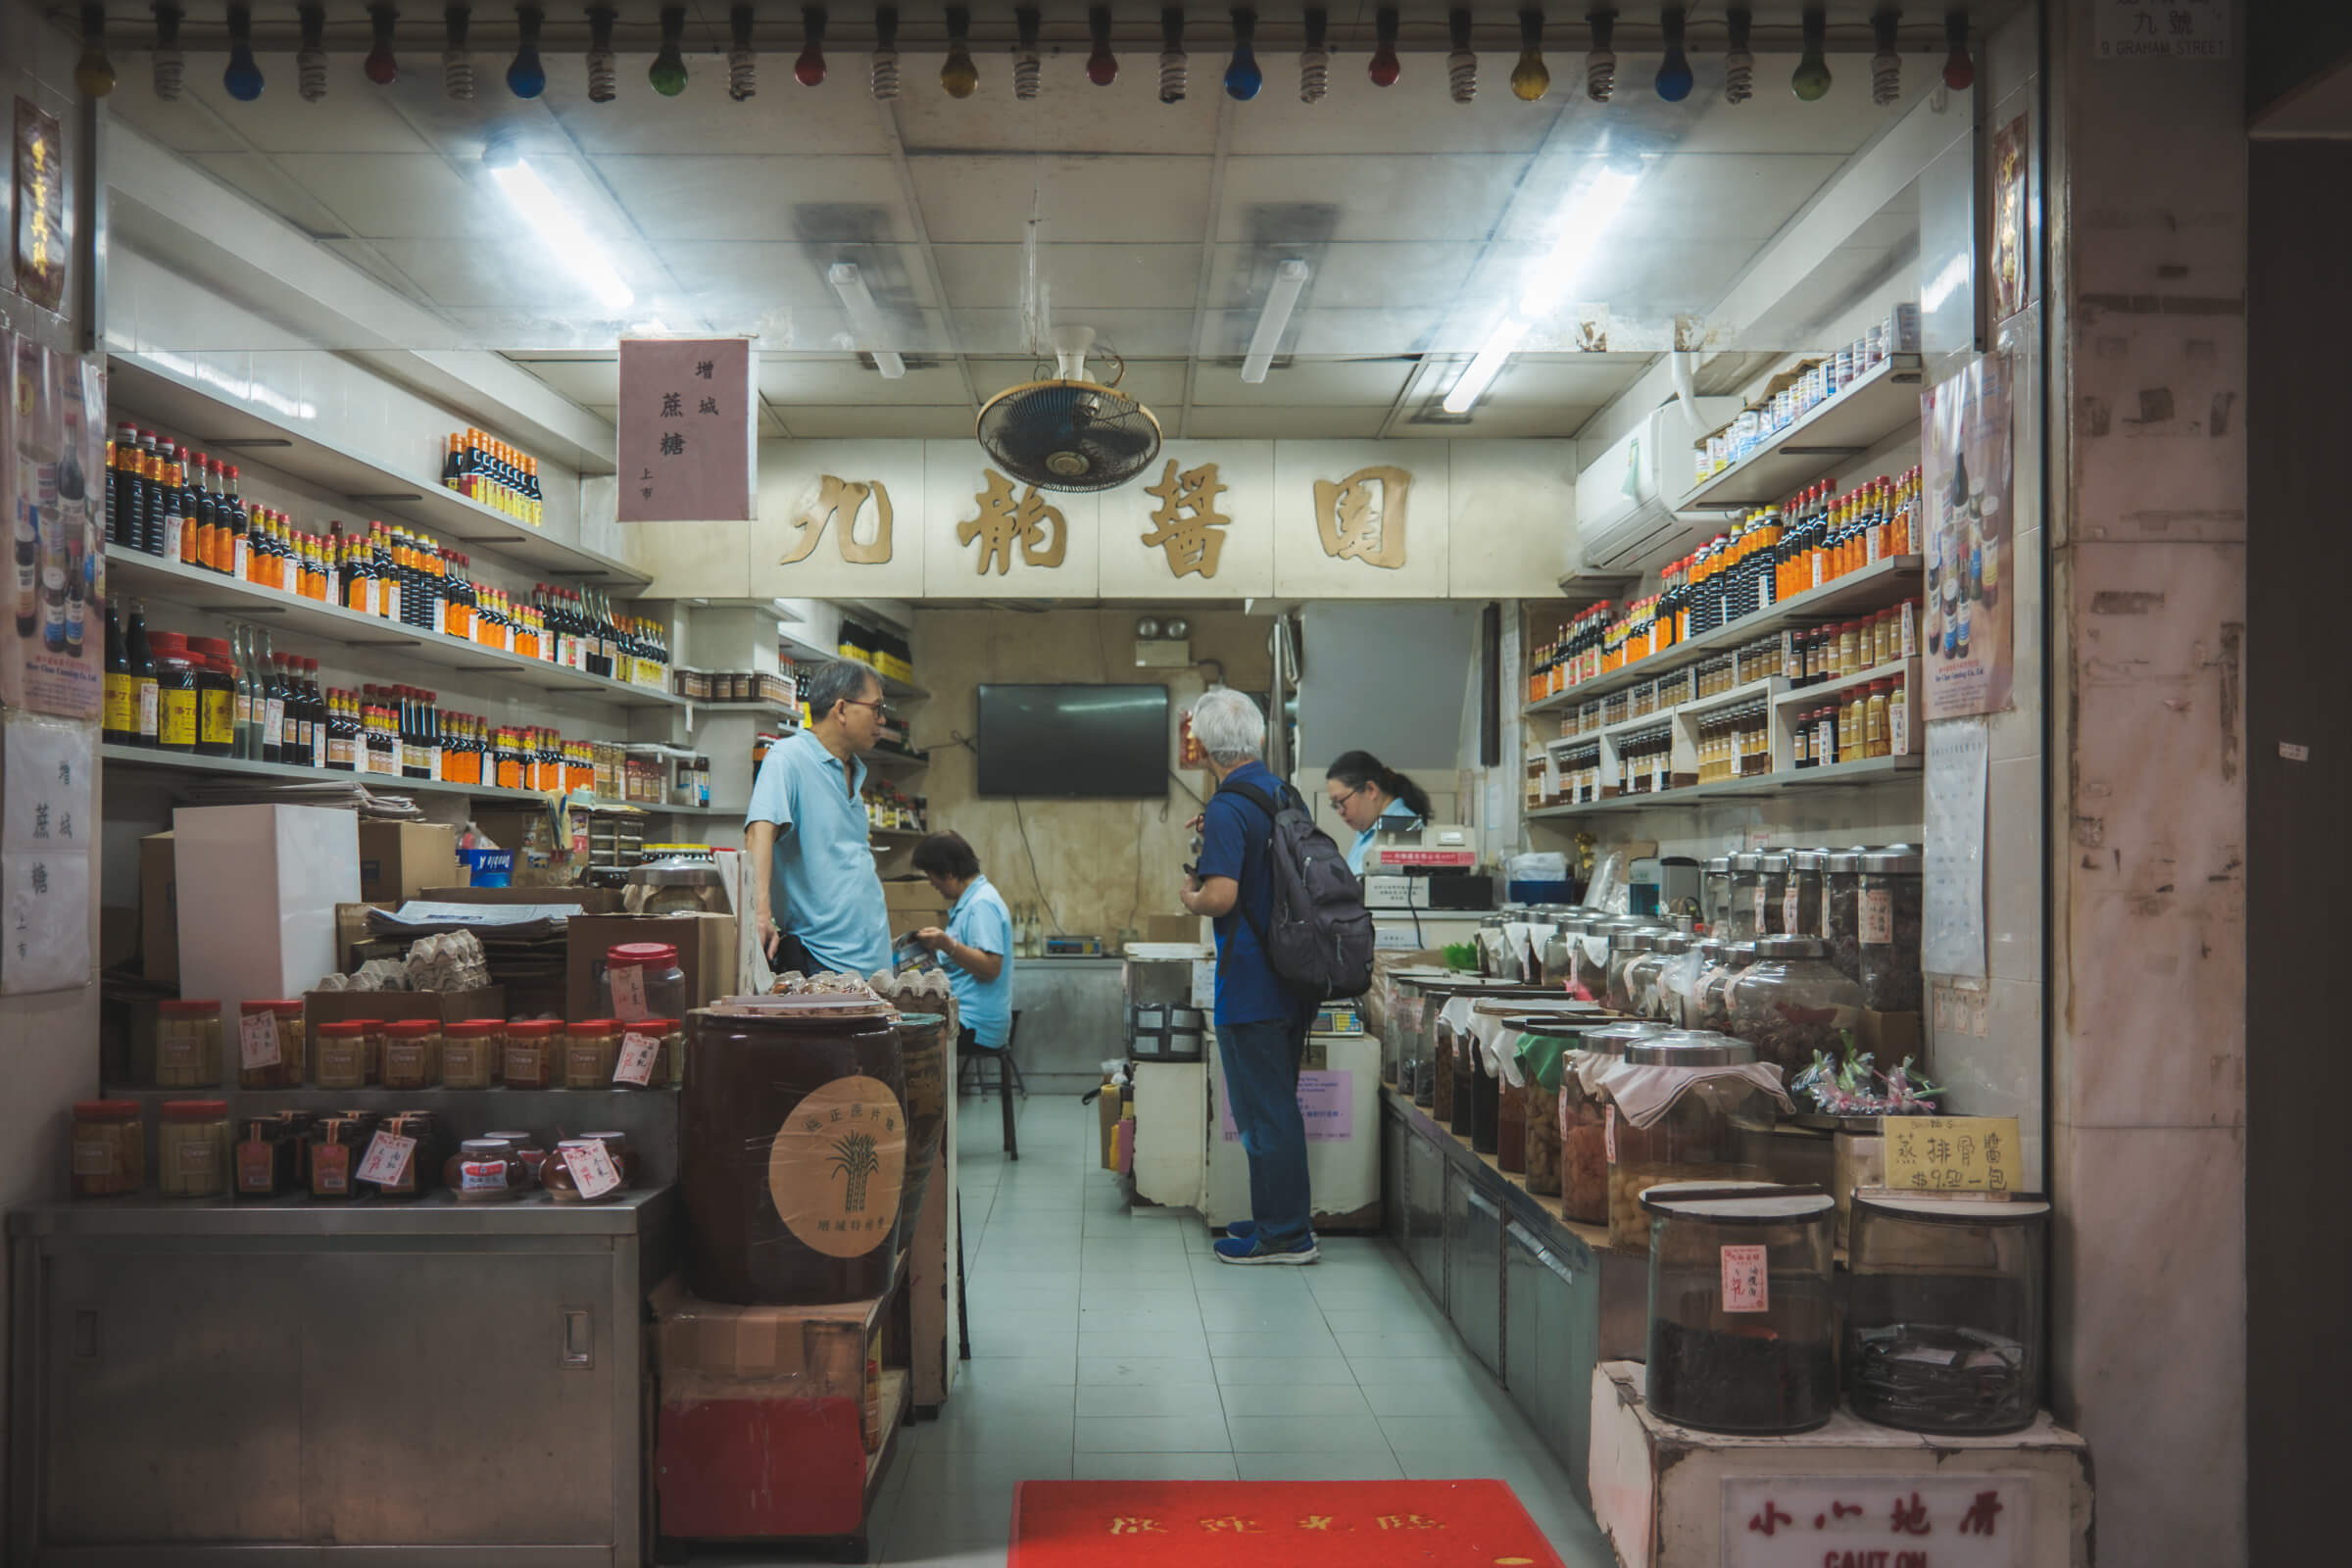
[1924,717,1990,979]
[1191,959,1216,1010]
[616,337,758,522]
[2,713,92,853]
[1721,1474,2031,1568]
[0,849,88,995]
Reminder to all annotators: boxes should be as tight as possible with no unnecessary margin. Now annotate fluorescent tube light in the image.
[827,262,907,380]
[1240,258,1310,384]
[487,159,635,312]
[1443,165,1643,416]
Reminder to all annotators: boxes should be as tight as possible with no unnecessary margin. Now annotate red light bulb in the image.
[1087,5,1117,84]
[366,46,398,84]
[797,43,826,84]
[1369,6,1401,87]
[1940,9,1974,89]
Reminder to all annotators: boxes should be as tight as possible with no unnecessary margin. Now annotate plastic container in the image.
[158,1100,231,1198]
[602,942,688,1024]
[1606,1033,1776,1249]
[460,848,514,886]
[503,1019,563,1089]
[447,1138,527,1201]
[235,1000,306,1089]
[312,1021,370,1090]
[71,1101,144,1197]
[613,1018,683,1089]
[379,1020,442,1090]
[1727,936,1864,1073]
[440,1018,503,1088]
[1846,1194,2050,1435]
[564,1019,622,1089]
[1858,846,1925,1012]
[156,1000,223,1088]
[1641,1181,1838,1434]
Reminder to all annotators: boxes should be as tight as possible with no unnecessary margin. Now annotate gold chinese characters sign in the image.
[959,469,1067,575]
[1313,465,1411,569]
[1141,460,1231,579]
[780,475,895,565]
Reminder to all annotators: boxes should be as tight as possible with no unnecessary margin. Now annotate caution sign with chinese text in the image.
[1722,1474,2030,1568]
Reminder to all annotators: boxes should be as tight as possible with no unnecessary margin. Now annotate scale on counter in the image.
[1046,934,1104,956]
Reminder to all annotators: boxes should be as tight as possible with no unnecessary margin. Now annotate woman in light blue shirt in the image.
[1324,751,1433,875]
[910,831,1014,1050]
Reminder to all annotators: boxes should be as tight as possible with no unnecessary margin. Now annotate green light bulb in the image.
[650,44,688,95]
[1792,7,1832,101]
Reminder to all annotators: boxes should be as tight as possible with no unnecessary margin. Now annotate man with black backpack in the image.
[1179,688,1373,1266]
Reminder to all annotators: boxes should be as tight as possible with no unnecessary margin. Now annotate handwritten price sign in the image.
[1885,1115,2020,1192]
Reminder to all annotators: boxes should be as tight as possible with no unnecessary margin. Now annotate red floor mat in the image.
[1010,1479,1565,1567]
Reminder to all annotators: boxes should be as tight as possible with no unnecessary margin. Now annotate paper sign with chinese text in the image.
[1723,1474,2030,1568]
[356,1131,417,1187]
[1884,1115,2021,1193]
[13,99,66,315]
[617,338,756,522]
[240,1011,281,1071]
[1217,1063,1355,1143]
[1720,1244,1769,1312]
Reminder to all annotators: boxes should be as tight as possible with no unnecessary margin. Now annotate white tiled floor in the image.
[702,1094,1614,1566]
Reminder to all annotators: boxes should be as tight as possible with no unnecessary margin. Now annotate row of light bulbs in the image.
[75,5,1976,108]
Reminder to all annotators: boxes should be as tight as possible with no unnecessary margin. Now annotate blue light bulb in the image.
[508,48,546,96]
[1655,7,1694,102]
[1225,47,1262,99]
[224,45,264,100]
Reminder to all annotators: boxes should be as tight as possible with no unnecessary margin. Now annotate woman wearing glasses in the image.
[1324,751,1433,875]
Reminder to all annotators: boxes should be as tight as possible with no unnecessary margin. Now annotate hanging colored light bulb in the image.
[871,4,902,98]
[1654,5,1692,101]
[222,2,265,100]
[1583,7,1614,101]
[1015,6,1043,99]
[650,4,690,96]
[74,3,117,98]
[443,3,474,99]
[1368,6,1400,86]
[728,5,758,97]
[1510,9,1548,101]
[507,4,547,98]
[1298,5,1328,102]
[1723,4,1752,103]
[1086,5,1117,85]
[1941,8,1974,90]
[798,6,828,87]
[586,3,617,100]
[1791,5,1832,101]
[1869,7,1900,103]
[1225,8,1262,100]
[365,3,400,85]
[941,5,978,96]
[1158,8,1188,104]
[1446,9,1476,102]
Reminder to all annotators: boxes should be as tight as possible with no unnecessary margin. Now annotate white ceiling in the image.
[104,21,1944,441]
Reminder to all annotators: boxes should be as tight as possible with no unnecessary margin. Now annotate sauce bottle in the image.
[125,601,159,746]
[191,638,236,758]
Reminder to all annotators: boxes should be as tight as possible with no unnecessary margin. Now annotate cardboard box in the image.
[417,885,627,914]
[334,903,394,977]
[140,832,177,986]
[566,912,739,1021]
[301,985,506,1060]
[358,823,459,905]
[650,1273,883,1393]
[1141,914,1205,945]
[174,805,359,1010]
[882,878,944,910]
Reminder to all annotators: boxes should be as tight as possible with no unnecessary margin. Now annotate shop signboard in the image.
[2093,0,2229,59]
[4,336,104,720]
[1920,355,2016,718]
[616,337,757,522]
[1272,442,1452,597]
[757,440,928,597]
[1098,442,1277,599]
[922,448,1102,596]
[12,98,66,316]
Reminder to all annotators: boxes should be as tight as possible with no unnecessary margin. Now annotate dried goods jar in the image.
[1605,1034,1780,1249]
[602,941,689,1023]
[1560,1021,1668,1226]
[682,997,909,1304]
[1858,846,1925,1012]
[564,1019,622,1089]
[379,1021,442,1091]
[1726,855,1763,941]
[236,1000,305,1089]
[308,1115,372,1200]
[156,1000,223,1088]
[503,1019,563,1089]
[364,1110,440,1199]
[1605,931,1659,1014]
[544,1137,632,1202]
[1629,936,1686,1021]
[158,1100,231,1198]
[440,1018,503,1088]
[1786,850,1827,940]
[892,1012,952,1247]
[1700,858,1734,934]
[71,1101,143,1197]
[1846,1194,2049,1435]
[1753,853,1791,938]
[1642,1182,1838,1434]
[312,1021,370,1091]
[1726,936,1864,1074]
[613,1018,683,1088]
[1823,848,1867,982]
[1690,942,1757,1035]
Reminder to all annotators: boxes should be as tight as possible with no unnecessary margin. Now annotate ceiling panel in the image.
[512,359,621,403]
[1216,155,1524,245]
[931,243,1203,313]
[131,61,437,154]
[1181,408,1391,440]
[653,242,943,312]
[781,407,979,439]
[1395,405,1606,438]
[189,154,364,239]
[365,239,636,310]
[1476,356,1653,407]
[593,156,916,243]
[1189,360,1417,408]
[947,308,1200,359]
[541,58,901,158]
[1228,77,1568,158]
[758,357,973,407]
[964,358,1191,411]
[268,153,510,239]
[910,156,1216,244]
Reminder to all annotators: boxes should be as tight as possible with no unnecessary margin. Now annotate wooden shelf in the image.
[1546,672,1788,752]
[858,747,929,777]
[100,741,721,815]
[1681,353,1926,512]
[107,549,687,710]
[108,354,649,586]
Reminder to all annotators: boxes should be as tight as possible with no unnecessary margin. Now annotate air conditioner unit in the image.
[1574,397,1740,574]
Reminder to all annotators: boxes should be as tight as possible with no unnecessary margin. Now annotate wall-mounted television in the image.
[976,684,1169,799]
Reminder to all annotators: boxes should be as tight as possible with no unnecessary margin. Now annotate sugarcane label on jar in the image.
[767,1076,907,1259]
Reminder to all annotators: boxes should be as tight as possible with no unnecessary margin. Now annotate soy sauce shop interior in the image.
[0,2,2286,1564]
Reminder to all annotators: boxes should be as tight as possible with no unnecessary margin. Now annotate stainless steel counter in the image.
[1008,956,1128,1091]
[9,1187,677,1565]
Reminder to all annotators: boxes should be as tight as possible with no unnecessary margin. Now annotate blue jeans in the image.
[1220,1015,1313,1250]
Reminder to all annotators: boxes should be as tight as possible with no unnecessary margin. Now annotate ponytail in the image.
[1382,767,1434,823]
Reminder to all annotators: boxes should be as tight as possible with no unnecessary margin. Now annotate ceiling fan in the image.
[975,325,1162,494]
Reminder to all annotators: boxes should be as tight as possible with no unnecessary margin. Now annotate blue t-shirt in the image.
[744,727,893,977]
[945,874,1014,1049]
[1348,798,1425,874]
[1197,760,1307,1028]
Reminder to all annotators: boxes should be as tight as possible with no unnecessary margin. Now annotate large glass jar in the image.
[1823,848,1866,982]
[1605,932,1659,1014]
[447,1138,527,1201]
[158,1099,231,1198]
[1660,939,1716,1028]
[1726,855,1762,941]
[441,1018,503,1088]
[1753,853,1791,938]
[1606,1034,1775,1249]
[1858,846,1925,1011]
[1846,1195,2050,1435]
[1642,1182,1838,1434]
[236,1000,306,1089]
[71,1101,144,1197]
[1691,942,1758,1034]
[156,1000,223,1088]
[1700,858,1734,935]
[1786,851,1827,939]
[1630,936,1687,1021]
[313,1022,371,1090]
[1560,1021,1667,1226]
[1727,936,1863,1074]
[602,941,689,1023]
[380,1021,442,1090]
[1572,919,1624,1003]
[503,1019,563,1089]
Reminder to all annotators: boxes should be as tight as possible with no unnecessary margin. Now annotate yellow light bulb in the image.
[1510,47,1549,101]
[941,44,979,98]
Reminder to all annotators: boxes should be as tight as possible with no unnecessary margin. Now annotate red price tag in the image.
[562,1143,621,1200]
[611,963,650,1021]
[356,1131,416,1188]
[613,1031,661,1087]
[239,1011,281,1070]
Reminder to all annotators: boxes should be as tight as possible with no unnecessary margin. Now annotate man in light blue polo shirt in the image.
[910,831,1013,1048]
[744,661,894,979]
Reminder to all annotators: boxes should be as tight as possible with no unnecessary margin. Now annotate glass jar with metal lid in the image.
[1846,1194,2050,1435]
[1605,931,1660,1014]
[1727,936,1863,1073]
[1752,852,1792,938]
[1559,1019,1669,1226]
[1629,935,1688,1021]
[1691,941,1759,1034]
[1786,850,1827,940]
[1726,854,1762,941]
[1573,916,1640,1001]
[447,1138,527,1202]
[1822,847,1868,982]
[1641,1181,1838,1434]
[1858,845,1925,1011]
[1606,1032,1777,1248]
[1700,858,1735,935]
[156,1000,223,1088]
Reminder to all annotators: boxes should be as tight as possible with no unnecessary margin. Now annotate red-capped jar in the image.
[237,1000,306,1089]
[71,1101,144,1197]
[380,1019,441,1090]
[503,1019,563,1090]
[602,942,687,1022]
[313,1021,371,1090]
[441,1018,503,1088]
[157,999,224,1088]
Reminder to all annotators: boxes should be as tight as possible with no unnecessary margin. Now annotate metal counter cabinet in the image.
[9,1190,674,1566]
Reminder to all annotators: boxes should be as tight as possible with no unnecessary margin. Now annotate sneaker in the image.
[1212,1235,1319,1266]
[1221,1219,1258,1242]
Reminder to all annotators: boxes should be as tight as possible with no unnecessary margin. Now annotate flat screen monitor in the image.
[976,684,1169,798]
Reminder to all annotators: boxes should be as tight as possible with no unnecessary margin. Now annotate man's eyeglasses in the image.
[839,696,893,721]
